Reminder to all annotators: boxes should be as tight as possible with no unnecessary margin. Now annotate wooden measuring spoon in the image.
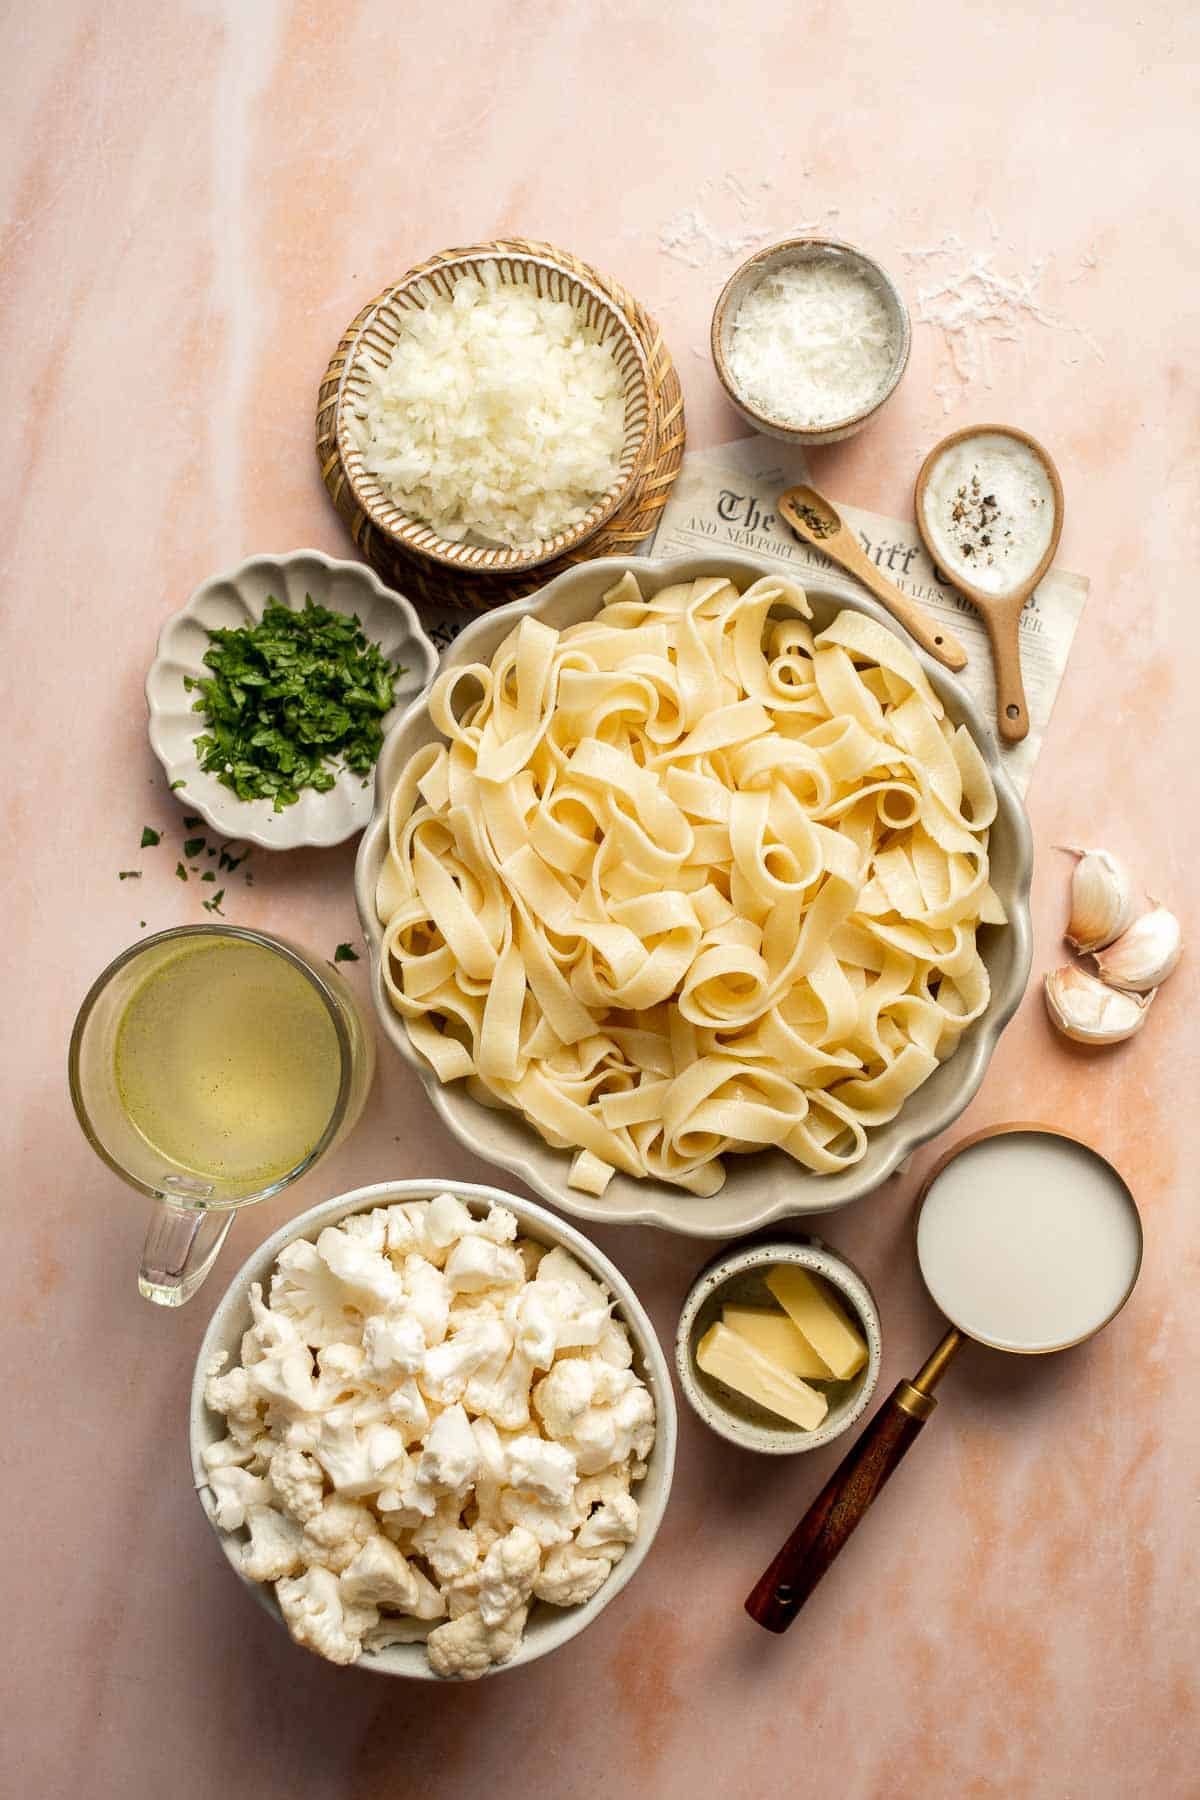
[914,426,1064,744]
[778,484,968,673]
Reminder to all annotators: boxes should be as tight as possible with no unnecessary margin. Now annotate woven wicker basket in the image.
[316,239,686,612]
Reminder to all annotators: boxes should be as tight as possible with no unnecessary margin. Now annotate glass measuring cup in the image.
[746,1125,1142,1631]
[69,925,375,1307]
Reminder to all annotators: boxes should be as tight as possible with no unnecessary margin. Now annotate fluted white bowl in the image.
[355,552,1034,1237]
[147,551,437,850]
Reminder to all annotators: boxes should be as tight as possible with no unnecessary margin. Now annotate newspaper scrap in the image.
[646,436,1088,795]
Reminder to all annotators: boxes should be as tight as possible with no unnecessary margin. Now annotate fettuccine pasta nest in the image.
[377,573,1006,1197]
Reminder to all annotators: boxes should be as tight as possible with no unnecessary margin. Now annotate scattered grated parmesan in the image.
[726,258,899,429]
[351,271,625,549]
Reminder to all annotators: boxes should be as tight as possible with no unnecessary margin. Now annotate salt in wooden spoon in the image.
[778,485,968,673]
[914,426,1064,744]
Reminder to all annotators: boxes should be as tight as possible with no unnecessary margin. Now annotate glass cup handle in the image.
[138,1200,234,1307]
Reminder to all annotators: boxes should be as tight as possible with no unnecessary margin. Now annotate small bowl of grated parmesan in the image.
[711,237,910,446]
[336,245,655,576]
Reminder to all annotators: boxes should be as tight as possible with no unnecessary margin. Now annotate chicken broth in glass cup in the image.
[69,925,375,1306]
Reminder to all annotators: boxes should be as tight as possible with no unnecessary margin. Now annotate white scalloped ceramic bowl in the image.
[189,1179,677,1681]
[355,552,1034,1238]
[146,551,437,850]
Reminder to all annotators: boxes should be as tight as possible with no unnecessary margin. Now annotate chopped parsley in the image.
[334,943,360,963]
[182,815,203,830]
[118,870,141,880]
[183,836,206,859]
[201,870,216,883]
[202,888,226,915]
[169,779,186,791]
[188,596,403,812]
[140,826,161,848]
[176,862,187,881]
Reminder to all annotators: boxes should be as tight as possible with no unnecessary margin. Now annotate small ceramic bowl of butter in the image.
[711,237,911,446]
[675,1239,882,1454]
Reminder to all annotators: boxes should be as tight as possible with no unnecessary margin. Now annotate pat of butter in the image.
[696,1322,828,1431]
[765,1267,867,1380]
[721,1304,833,1378]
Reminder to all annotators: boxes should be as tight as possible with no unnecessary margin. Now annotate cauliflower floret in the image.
[413,1404,479,1496]
[276,1566,378,1666]
[313,1417,409,1497]
[533,1542,619,1608]
[241,1505,305,1582]
[506,1436,577,1508]
[576,1491,639,1552]
[594,1317,635,1369]
[421,1312,511,1406]
[477,1527,541,1627]
[444,1236,525,1294]
[471,1416,507,1488]
[361,1314,425,1383]
[338,1534,423,1612]
[402,1255,451,1346]
[316,1226,405,1314]
[202,1433,262,1472]
[382,1201,440,1261]
[570,1383,656,1476]
[382,1377,430,1443]
[203,1354,264,1440]
[409,1498,482,1583]
[533,1358,596,1439]
[339,1207,388,1252]
[535,1247,609,1308]
[268,1443,325,1522]
[498,1487,575,1549]
[269,1240,363,1346]
[206,1465,273,1531]
[315,1342,367,1390]
[568,1464,634,1525]
[509,1285,566,1371]
[465,1348,534,1431]
[426,1192,477,1255]
[426,1604,527,1681]
[299,1497,378,1573]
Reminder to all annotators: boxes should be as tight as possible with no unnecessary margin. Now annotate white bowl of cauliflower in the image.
[190,1179,676,1680]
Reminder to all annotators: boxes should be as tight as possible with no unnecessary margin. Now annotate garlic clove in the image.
[1091,905,1182,994]
[1058,845,1136,953]
[1044,965,1153,1045]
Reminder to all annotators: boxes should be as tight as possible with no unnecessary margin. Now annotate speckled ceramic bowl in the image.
[146,551,437,850]
[190,1178,677,1681]
[355,550,1034,1239]
[711,237,911,446]
[675,1239,882,1454]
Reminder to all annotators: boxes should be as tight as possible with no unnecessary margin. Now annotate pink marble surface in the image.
[5,2,1198,1794]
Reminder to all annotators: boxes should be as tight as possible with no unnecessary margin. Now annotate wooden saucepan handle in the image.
[745,1377,942,1633]
[982,593,1030,743]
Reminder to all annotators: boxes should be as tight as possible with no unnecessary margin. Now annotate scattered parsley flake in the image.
[140,826,161,848]
[334,943,360,963]
[118,870,141,880]
[176,863,187,881]
[169,779,186,791]
[188,595,403,812]
[182,815,203,830]
[183,836,206,859]
[201,871,216,883]
[202,888,226,915]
